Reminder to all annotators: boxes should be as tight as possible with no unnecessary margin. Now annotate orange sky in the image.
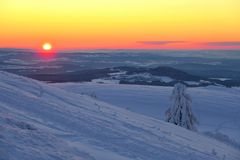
[0,0,240,50]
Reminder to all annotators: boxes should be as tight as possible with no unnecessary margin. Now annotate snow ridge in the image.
[0,71,239,160]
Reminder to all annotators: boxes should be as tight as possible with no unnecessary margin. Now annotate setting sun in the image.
[42,43,52,51]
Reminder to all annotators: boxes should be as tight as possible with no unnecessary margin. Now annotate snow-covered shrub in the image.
[204,132,240,149]
[90,92,97,99]
[81,92,97,99]
[165,83,198,131]
[6,118,36,130]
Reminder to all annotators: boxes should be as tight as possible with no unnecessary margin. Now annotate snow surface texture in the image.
[54,82,240,144]
[0,71,240,160]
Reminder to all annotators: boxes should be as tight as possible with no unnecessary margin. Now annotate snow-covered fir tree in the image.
[165,83,198,131]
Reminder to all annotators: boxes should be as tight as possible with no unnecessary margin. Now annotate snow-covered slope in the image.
[54,82,240,143]
[0,71,239,160]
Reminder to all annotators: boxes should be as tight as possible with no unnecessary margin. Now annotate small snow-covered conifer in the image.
[165,83,198,131]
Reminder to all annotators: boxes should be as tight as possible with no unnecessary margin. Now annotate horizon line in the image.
[0,47,240,52]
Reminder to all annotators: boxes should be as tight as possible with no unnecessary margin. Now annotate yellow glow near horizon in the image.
[0,0,240,49]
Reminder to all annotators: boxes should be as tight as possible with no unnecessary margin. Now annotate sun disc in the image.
[42,43,52,51]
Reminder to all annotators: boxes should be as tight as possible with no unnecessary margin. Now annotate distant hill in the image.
[21,66,240,87]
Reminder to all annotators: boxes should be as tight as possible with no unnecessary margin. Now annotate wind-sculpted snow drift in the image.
[0,71,239,160]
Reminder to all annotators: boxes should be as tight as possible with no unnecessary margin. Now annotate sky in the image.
[0,0,240,50]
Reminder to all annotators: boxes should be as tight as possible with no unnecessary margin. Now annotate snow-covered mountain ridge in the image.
[0,71,239,160]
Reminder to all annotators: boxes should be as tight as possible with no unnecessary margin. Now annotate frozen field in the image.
[54,82,240,143]
[0,71,239,159]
